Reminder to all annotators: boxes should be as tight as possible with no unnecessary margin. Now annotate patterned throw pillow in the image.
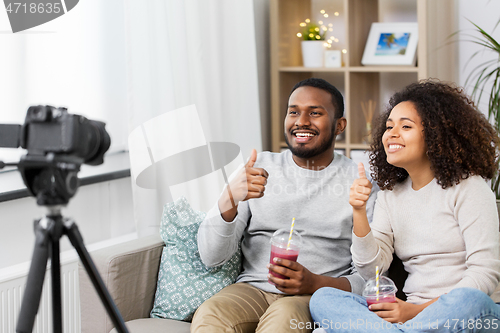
[150,197,242,321]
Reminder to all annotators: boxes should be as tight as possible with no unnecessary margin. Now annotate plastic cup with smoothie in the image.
[363,275,398,306]
[268,228,302,282]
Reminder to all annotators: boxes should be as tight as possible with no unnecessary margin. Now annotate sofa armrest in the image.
[80,234,164,333]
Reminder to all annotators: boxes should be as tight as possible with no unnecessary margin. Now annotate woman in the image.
[310,80,500,332]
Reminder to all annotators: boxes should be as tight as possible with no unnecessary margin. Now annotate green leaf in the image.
[461,19,500,199]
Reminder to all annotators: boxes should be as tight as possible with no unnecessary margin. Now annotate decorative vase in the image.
[363,122,372,145]
[301,40,325,67]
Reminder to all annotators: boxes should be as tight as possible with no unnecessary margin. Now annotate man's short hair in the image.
[290,78,344,118]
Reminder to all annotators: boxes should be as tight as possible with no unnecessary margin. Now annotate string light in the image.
[342,49,347,54]
[296,9,340,43]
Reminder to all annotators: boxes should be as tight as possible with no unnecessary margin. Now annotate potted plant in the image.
[462,20,500,200]
[296,11,338,67]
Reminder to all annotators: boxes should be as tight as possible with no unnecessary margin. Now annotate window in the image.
[0,1,128,165]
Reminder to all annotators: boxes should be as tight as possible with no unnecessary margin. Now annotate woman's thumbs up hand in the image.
[349,162,372,211]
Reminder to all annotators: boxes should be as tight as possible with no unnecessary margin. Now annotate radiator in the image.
[0,260,81,333]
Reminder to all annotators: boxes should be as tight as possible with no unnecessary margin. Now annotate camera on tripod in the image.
[0,106,130,333]
[0,105,111,205]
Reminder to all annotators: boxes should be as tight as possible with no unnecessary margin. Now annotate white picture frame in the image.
[325,50,342,68]
[361,22,418,66]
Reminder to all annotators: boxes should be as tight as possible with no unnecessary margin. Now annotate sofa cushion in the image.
[80,235,164,333]
[150,197,242,321]
[109,318,191,333]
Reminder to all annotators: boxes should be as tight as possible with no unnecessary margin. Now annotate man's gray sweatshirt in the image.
[197,150,376,295]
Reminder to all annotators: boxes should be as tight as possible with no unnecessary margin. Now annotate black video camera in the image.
[0,105,110,165]
[0,106,111,205]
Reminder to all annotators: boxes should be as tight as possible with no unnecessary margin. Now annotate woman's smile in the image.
[386,143,405,153]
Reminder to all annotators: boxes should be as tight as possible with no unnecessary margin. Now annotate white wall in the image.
[376,0,500,115]
[456,0,500,114]
[378,0,420,111]
[253,0,271,151]
[0,177,135,270]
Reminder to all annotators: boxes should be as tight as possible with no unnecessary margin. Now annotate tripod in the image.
[16,205,129,333]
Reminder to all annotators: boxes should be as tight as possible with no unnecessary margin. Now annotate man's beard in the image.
[284,128,336,159]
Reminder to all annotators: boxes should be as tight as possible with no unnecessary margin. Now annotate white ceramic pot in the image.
[301,40,325,67]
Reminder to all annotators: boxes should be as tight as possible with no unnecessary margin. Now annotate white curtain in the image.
[0,0,129,159]
[124,0,263,237]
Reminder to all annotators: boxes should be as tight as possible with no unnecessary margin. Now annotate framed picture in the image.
[325,50,342,68]
[361,23,418,66]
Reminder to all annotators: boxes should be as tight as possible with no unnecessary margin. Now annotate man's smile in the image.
[292,130,317,143]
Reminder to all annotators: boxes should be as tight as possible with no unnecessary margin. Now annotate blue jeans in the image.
[309,287,500,332]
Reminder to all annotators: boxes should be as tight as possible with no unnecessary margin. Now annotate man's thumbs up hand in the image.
[349,163,372,210]
[219,149,269,221]
[246,148,258,168]
[226,149,269,205]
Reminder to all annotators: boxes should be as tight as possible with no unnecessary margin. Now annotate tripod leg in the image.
[50,235,63,333]
[64,220,130,333]
[16,219,50,333]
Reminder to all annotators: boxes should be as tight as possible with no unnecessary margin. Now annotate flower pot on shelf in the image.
[301,40,325,67]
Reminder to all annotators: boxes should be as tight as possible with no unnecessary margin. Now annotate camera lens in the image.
[84,120,111,165]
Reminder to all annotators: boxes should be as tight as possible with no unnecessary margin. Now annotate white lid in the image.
[362,275,397,297]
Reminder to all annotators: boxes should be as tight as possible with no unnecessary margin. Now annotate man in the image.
[192,78,377,332]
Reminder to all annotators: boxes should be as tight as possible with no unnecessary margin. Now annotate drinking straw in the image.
[376,265,380,301]
[286,218,296,250]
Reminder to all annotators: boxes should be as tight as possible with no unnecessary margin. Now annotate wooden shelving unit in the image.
[270,0,456,156]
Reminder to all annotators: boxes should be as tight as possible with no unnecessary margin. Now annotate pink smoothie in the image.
[366,294,397,306]
[269,244,299,279]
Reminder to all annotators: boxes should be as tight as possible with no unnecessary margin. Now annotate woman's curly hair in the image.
[370,79,500,190]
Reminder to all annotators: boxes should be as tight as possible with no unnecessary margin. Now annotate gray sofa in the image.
[80,234,500,333]
[79,234,190,333]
